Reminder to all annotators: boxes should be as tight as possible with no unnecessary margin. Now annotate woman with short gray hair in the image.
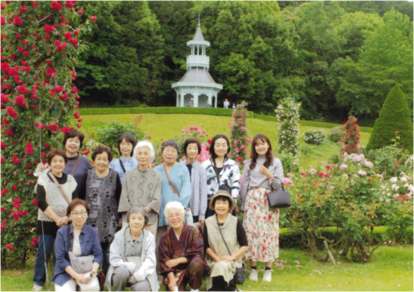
[154,140,191,241]
[105,205,160,291]
[118,141,161,237]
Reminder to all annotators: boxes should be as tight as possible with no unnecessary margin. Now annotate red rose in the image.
[77,118,83,122]
[70,38,78,48]
[1,16,5,25]
[47,67,56,77]
[53,86,63,93]
[5,129,14,136]
[207,139,212,144]
[73,111,80,118]
[23,51,29,57]
[6,243,14,250]
[30,242,37,247]
[44,25,55,34]
[77,8,84,15]
[44,143,50,148]
[13,16,23,26]
[77,124,82,128]
[32,2,38,8]
[318,172,324,176]
[64,32,72,40]
[65,1,76,8]
[32,198,39,208]
[326,165,331,170]
[1,142,6,150]
[74,30,79,36]
[12,211,20,221]
[15,33,21,38]
[60,126,72,133]
[91,15,97,21]
[1,208,6,212]
[82,149,90,156]
[20,210,28,216]
[237,157,242,161]
[71,86,78,94]
[51,1,62,12]
[13,156,20,164]
[325,174,330,178]
[44,35,51,41]
[14,95,27,107]
[47,123,59,132]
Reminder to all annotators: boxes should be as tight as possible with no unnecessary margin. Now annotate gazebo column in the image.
[208,94,212,107]
[181,93,184,107]
[214,95,217,108]
[176,92,179,107]
[194,93,199,107]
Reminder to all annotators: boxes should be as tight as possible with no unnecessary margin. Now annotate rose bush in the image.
[1,1,93,268]
[229,103,251,170]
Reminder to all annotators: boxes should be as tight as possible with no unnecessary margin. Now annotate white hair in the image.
[164,201,185,219]
[133,140,155,162]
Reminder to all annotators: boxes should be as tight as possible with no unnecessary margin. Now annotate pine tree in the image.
[367,85,413,153]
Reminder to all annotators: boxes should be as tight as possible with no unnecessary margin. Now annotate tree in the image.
[1,1,92,267]
[367,85,413,153]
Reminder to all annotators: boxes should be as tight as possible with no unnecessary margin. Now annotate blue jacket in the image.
[52,224,103,286]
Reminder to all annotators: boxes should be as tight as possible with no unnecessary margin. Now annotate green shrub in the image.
[367,86,413,153]
[303,129,326,145]
[93,120,145,156]
[328,126,344,143]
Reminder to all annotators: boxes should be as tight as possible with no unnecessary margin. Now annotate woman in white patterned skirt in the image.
[239,134,284,283]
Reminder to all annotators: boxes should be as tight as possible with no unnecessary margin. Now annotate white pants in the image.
[55,277,100,291]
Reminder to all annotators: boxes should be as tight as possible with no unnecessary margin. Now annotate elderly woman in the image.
[240,133,284,283]
[180,138,208,228]
[109,132,139,184]
[204,190,248,291]
[118,141,161,236]
[77,145,122,277]
[105,206,160,291]
[33,149,78,291]
[202,134,240,218]
[158,202,206,292]
[53,199,103,291]
[154,140,191,240]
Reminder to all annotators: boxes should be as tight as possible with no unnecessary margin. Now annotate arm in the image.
[158,234,173,276]
[230,163,241,200]
[115,173,122,203]
[147,173,162,214]
[180,167,192,208]
[37,184,66,226]
[221,219,249,261]
[198,167,208,222]
[70,176,78,199]
[133,234,157,281]
[55,229,72,272]
[91,228,103,267]
[118,173,131,213]
[239,161,251,210]
[267,159,284,190]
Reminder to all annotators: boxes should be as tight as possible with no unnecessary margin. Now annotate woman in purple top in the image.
[62,129,93,184]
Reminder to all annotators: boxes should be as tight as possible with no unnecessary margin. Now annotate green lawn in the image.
[2,245,412,291]
[81,114,371,168]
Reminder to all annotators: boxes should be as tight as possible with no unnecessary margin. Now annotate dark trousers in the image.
[209,276,237,291]
[100,242,110,276]
[33,234,56,286]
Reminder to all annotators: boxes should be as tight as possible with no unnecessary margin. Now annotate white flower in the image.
[364,161,374,169]
[340,164,348,170]
[390,177,398,183]
[400,177,408,183]
[357,170,367,176]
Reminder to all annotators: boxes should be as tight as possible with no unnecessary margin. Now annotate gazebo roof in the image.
[172,68,223,90]
[193,24,205,41]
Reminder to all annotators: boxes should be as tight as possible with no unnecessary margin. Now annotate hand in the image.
[145,206,152,213]
[259,165,272,178]
[220,256,233,262]
[198,220,205,229]
[118,218,122,228]
[165,258,181,269]
[75,272,92,284]
[39,163,50,172]
[128,275,138,284]
[56,216,69,227]
[168,276,177,292]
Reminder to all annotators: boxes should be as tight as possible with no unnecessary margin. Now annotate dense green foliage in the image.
[303,129,326,145]
[74,1,413,124]
[367,86,413,153]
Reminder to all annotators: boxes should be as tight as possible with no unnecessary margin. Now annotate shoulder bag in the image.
[268,182,291,209]
[119,159,126,174]
[163,164,193,225]
[48,172,70,204]
[67,226,95,274]
[216,219,245,285]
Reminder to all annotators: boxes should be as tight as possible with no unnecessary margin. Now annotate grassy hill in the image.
[81,113,371,169]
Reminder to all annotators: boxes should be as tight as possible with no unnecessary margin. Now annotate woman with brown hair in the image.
[239,133,284,283]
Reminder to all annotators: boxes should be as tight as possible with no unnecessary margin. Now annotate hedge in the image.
[78,107,373,133]
[279,226,413,249]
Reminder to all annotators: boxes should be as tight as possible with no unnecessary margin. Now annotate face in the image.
[65,137,80,154]
[162,146,178,164]
[214,138,228,158]
[94,151,109,172]
[214,197,230,215]
[129,212,145,233]
[50,155,66,174]
[69,204,88,227]
[167,208,184,229]
[186,143,198,160]
[120,139,133,157]
[136,146,151,167]
[255,139,270,156]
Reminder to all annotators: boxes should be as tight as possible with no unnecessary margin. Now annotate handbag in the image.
[268,182,291,209]
[216,220,246,285]
[67,227,95,274]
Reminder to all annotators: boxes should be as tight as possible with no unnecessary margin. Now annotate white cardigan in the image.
[105,227,160,291]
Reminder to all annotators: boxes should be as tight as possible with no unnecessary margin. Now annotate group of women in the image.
[32,129,284,291]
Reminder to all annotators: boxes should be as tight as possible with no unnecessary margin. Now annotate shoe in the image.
[249,269,258,282]
[33,284,43,291]
[263,270,272,282]
[191,289,199,292]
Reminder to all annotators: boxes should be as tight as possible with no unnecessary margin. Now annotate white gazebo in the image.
[172,21,223,108]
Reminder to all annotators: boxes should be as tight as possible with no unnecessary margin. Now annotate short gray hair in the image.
[161,139,181,155]
[133,140,155,162]
[127,205,148,226]
[164,201,185,219]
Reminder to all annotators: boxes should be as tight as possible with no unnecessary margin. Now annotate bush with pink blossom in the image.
[229,103,251,169]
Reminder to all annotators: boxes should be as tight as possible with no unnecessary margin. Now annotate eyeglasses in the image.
[71,211,87,217]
